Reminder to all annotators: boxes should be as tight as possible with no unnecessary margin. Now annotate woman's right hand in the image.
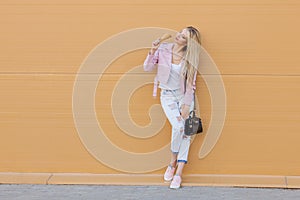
[150,39,160,55]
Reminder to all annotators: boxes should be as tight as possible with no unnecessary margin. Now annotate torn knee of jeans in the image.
[176,116,182,122]
[168,103,177,110]
[180,127,184,133]
[183,134,191,139]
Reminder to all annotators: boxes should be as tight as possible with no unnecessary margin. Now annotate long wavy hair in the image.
[181,26,201,87]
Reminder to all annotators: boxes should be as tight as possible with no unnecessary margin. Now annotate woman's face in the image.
[174,28,188,45]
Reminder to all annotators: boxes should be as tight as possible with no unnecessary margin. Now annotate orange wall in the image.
[1,0,300,178]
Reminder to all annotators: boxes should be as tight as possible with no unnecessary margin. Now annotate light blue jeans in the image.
[160,89,194,164]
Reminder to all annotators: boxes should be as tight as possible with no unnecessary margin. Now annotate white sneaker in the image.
[164,165,175,181]
[169,175,182,189]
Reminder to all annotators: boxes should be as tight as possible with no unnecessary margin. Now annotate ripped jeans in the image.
[160,89,194,164]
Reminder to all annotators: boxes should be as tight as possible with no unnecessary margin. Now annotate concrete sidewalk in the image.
[1,184,300,200]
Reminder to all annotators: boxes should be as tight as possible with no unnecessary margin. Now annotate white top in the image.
[159,63,182,90]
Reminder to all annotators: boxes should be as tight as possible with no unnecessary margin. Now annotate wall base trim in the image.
[0,172,300,188]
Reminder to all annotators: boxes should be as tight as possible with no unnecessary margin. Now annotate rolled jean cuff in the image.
[171,151,179,155]
[177,160,187,164]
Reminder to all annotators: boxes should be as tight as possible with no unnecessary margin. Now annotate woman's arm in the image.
[183,71,197,106]
[181,72,197,119]
[143,39,160,71]
[143,50,159,72]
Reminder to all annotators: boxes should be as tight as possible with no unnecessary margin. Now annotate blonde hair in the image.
[181,26,201,88]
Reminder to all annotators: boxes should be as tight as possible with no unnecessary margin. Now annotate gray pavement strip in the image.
[1,184,300,200]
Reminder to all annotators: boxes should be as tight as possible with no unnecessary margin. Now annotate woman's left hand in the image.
[180,104,190,120]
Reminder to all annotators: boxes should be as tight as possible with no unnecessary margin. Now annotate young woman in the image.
[143,26,201,189]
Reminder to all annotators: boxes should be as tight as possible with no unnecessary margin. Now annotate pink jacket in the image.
[143,42,197,106]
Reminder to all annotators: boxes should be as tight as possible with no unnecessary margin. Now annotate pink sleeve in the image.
[143,50,159,72]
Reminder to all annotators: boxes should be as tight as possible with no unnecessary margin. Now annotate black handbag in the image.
[184,92,203,136]
[184,110,203,136]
